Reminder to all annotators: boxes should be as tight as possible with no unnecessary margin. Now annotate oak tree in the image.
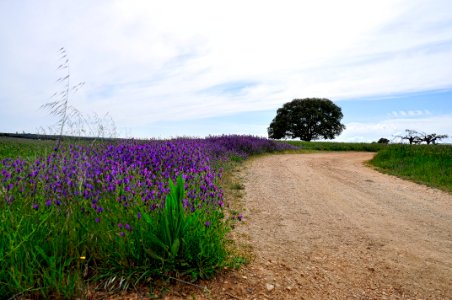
[268,98,345,141]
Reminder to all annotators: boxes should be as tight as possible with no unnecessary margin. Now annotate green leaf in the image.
[144,248,164,262]
[170,238,180,257]
[140,208,153,225]
[34,245,49,263]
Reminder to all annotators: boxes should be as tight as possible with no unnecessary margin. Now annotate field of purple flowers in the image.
[0,135,295,298]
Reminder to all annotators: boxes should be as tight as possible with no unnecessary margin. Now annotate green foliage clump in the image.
[377,138,390,144]
[138,175,228,279]
[0,175,229,298]
[268,98,345,141]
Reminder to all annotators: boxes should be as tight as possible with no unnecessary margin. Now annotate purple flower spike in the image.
[205,221,211,227]
[45,199,52,207]
[125,224,132,231]
[137,212,142,219]
[32,203,39,210]
[118,223,123,229]
[119,232,125,237]
[95,217,101,223]
[237,214,243,221]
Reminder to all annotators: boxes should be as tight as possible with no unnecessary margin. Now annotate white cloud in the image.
[388,109,433,118]
[0,0,451,138]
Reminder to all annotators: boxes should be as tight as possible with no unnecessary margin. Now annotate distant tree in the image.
[397,129,448,145]
[377,138,389,144]
[421,133,448,145]
[399,129,422,144]
[268,98,345,141]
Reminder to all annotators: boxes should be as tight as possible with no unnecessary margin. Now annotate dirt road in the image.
[194,152,452,299]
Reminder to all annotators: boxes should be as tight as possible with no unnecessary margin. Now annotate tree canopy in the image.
[268,98,345,141]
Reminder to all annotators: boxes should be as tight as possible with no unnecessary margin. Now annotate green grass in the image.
[286,140,386,152]
[370,144,452,192]
[0,137,114,161]
[0,137,56,161]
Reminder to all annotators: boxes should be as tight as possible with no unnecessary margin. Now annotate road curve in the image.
[233,152,452,299]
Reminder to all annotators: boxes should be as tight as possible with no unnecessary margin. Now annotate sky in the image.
[0,0,451,142]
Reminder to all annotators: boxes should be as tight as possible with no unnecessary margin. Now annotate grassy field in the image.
[287,140,386,152]
[0,137,56,160]
[370,144,452,192]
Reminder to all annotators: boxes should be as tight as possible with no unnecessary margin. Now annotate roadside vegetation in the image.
[0,135,296,299]
[370,144,452,192]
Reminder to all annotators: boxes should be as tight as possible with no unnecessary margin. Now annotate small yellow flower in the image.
[80,256,86,260]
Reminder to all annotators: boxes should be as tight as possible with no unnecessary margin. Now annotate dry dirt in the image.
[119,152,452,299]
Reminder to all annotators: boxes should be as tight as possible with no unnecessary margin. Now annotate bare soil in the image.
[119,152,452,299]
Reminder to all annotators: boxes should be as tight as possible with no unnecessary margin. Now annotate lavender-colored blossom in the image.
[0,136,293,232]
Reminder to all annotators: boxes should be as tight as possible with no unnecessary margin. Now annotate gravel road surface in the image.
[209,152,452,299]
